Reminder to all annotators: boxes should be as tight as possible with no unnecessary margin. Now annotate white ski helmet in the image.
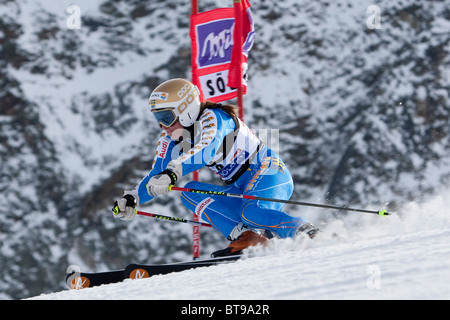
[149,78,201,128]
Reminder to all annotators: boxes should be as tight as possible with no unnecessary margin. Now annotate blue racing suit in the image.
[133,108,306,239]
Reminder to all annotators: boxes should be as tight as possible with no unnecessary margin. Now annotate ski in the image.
[66,269,125,290]
[66,255,242,290]
[124,254,242,280]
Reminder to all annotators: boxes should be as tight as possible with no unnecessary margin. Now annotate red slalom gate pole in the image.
[191,0,201,260]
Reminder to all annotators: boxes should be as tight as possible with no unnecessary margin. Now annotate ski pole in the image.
[136,210,212,227]
[169,186,390,216]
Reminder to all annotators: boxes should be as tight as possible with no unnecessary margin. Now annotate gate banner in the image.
[190,1,254,102]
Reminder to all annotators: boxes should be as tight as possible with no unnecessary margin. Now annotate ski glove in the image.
[112,191,139,221]
[146,160,182,197]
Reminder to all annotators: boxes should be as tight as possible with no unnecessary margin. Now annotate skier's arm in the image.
[144,110,227,199]
[134,132,176,204]
[112,131,176,221]
[144,112,223,198]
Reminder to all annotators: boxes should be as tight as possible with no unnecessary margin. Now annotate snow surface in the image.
[28,189,450,300]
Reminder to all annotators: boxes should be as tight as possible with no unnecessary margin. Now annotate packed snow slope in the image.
[29,190,450,300]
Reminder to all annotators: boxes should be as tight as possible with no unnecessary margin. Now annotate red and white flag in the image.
[228,0,254,91]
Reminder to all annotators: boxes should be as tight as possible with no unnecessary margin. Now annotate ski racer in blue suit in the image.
[112,78,318,257]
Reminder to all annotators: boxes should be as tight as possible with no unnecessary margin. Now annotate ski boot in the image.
[211,223,269,258]
[295,222,319,239]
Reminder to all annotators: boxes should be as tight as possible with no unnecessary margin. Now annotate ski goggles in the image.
[152,108,178,127]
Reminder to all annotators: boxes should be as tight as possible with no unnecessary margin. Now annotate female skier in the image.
[112,78,317,257]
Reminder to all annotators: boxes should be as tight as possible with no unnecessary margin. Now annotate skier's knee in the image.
[240,205,258,227]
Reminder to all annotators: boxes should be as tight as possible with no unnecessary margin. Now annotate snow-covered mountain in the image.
[1,0,449,299]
